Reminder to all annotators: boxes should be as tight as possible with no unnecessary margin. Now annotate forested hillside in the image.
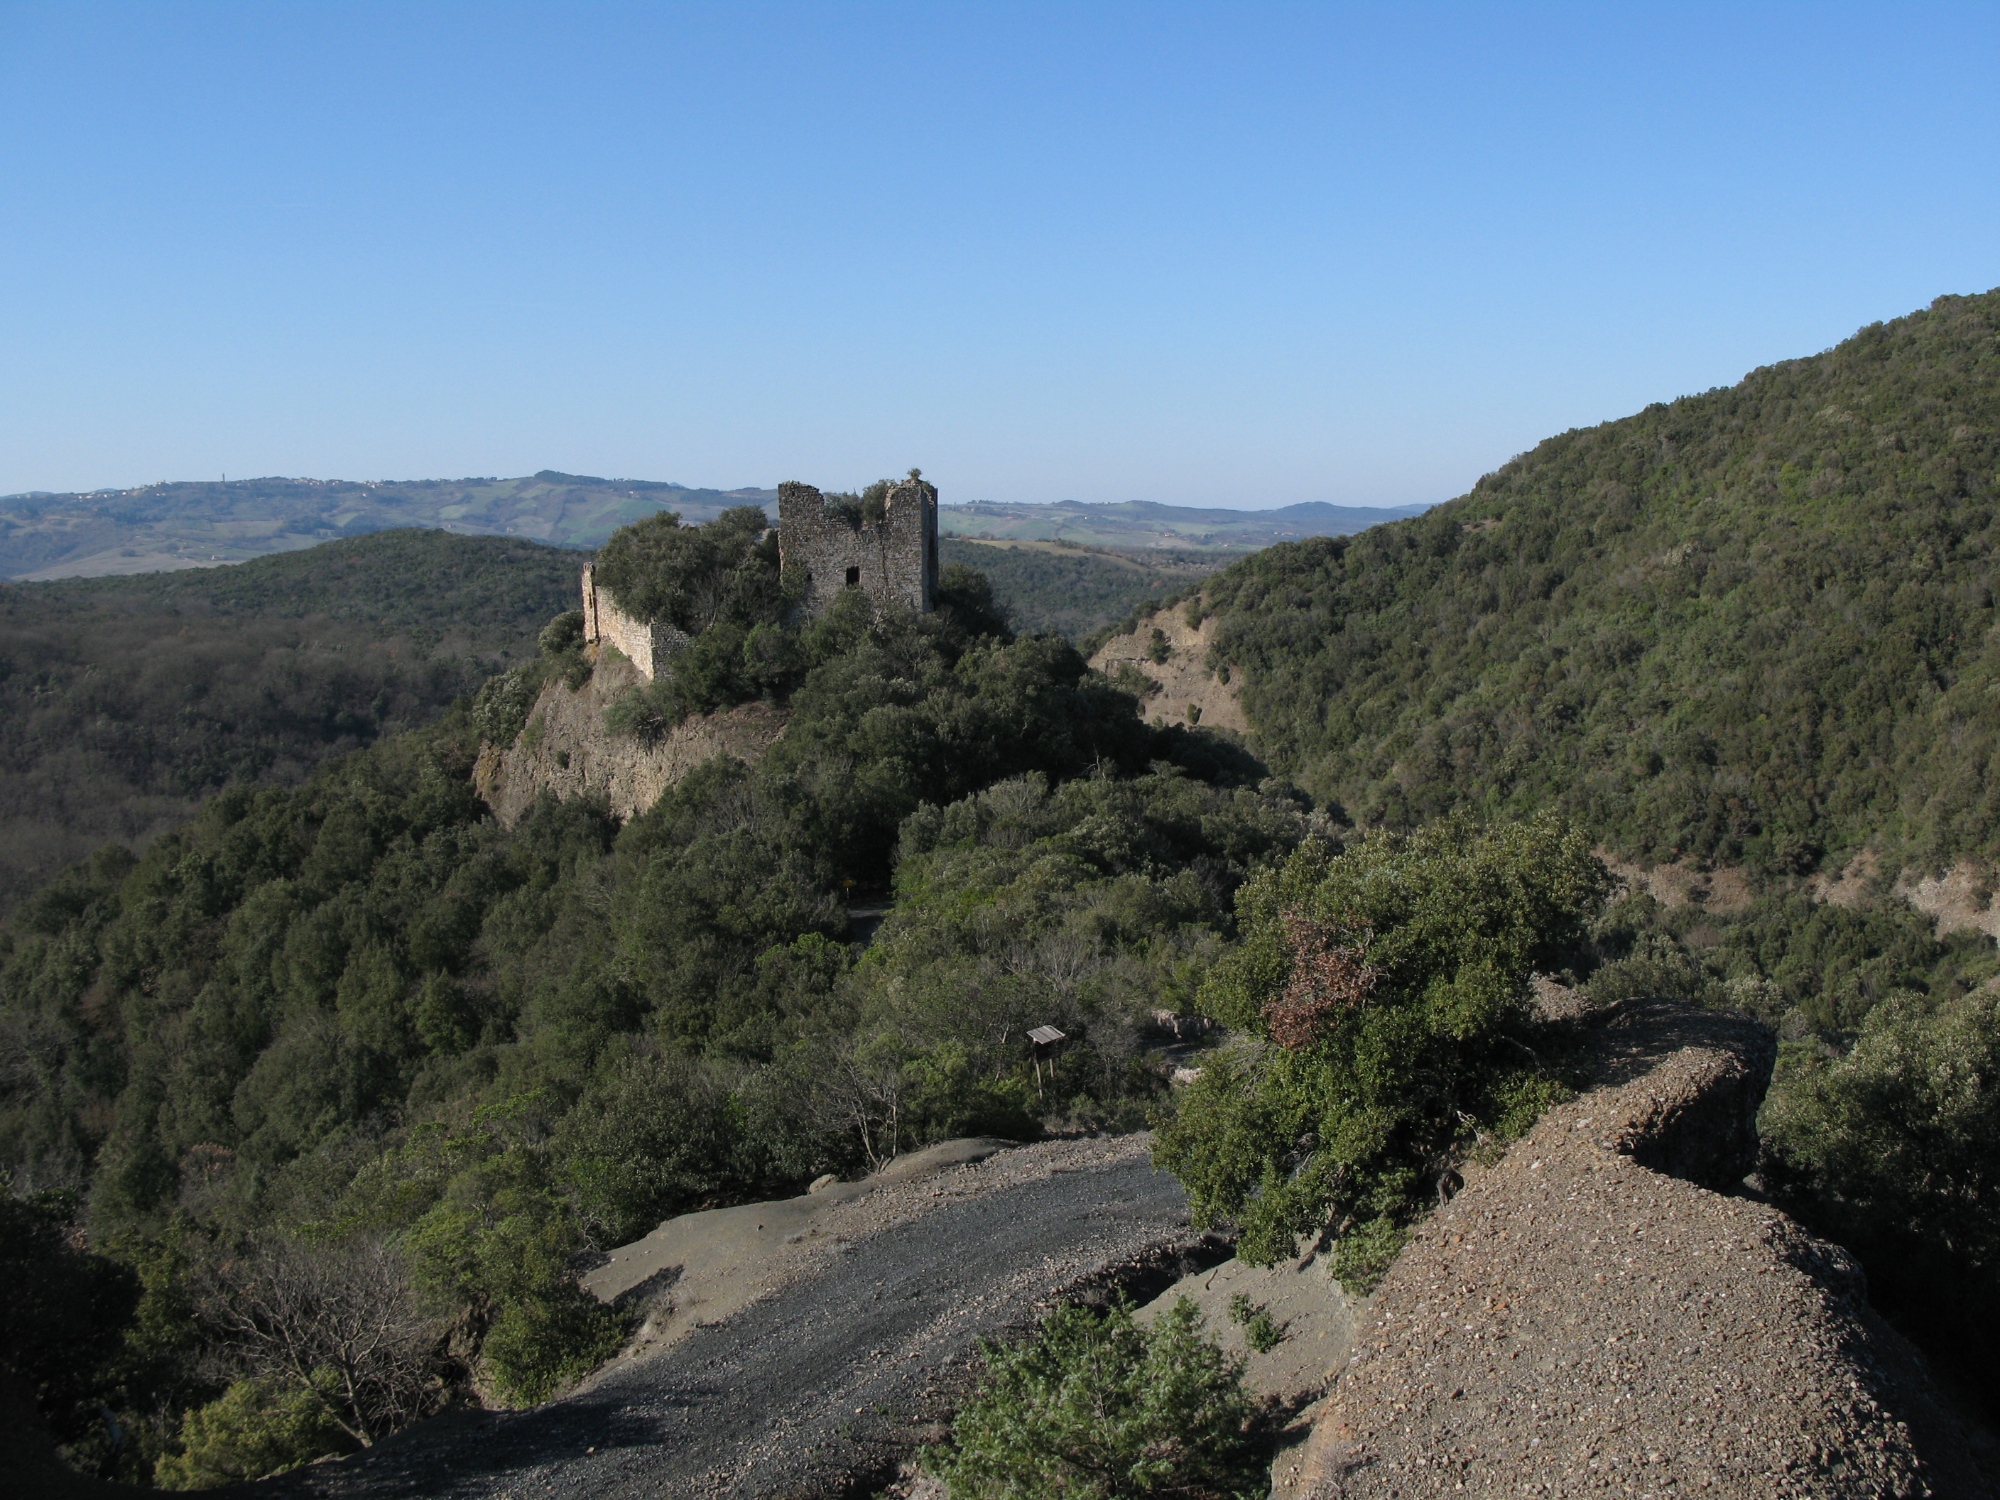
[10,297,2000,1487]
[0,510,1294,1485]
[0,530,577,919]
[1193,288,2000,1413]
[1206,289,2000,878]
[939,539,1215,639]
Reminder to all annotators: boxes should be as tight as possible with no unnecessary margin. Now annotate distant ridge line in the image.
[1,473,1435,579]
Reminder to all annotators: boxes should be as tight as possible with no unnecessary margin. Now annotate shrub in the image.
[189,1235,444,1447]
[1225,1292,1282,1354]
[478,1287,627,1408]
[930,1297,1265,1500]
[155,1376,349,1489]
[538,609,585,656]
[1762,988,2000,1395]
[473,664,539,747]
[1586,932,1724,1009]
[555,1052,736,1246]
[589,506,780,631]
[1155,814,1606,1275]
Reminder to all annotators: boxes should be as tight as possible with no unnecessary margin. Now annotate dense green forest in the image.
[0,524,1213,928]
[1192,288,2000,1413]
[1205,289,2000,877]
[0,531,578,921]
[0,510,1294,1485]
[10,292,2000,1487]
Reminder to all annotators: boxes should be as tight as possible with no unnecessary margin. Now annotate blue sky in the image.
[2,3,1995,508]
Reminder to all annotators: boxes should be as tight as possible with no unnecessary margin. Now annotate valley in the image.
[0,531,576,919]
[939,499,1433,551]
[6,287,2000,1495]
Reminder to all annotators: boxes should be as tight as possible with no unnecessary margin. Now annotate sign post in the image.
[1027,1024,1067,1099]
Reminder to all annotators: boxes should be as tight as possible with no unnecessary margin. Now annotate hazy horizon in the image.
[0,473,1436,516]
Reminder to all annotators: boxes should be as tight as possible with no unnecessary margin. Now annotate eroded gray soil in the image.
[271,1141,1196,1500]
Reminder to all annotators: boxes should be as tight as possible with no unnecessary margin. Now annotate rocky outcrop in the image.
[1294,999,1991,1498]
[1088,598,1247,733]
[1594,853,1757,915]
[474,651,785,826]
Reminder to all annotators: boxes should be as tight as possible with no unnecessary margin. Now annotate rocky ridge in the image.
[1292,998,1991,1498]
[473,650,785,825]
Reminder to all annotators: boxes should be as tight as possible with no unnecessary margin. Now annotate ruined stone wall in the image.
[777,478,938,617]
[579,563,691,681]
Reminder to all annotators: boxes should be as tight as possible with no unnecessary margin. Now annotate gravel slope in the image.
[1293,1000,1992,1499]
[269,1137,1200,1500]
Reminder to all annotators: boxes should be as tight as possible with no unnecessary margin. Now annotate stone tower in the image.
[777,476,939,617]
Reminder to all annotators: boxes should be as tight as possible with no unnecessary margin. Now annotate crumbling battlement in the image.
[777,477,938,617]
[578,477,937,680]
[580,562,691,681]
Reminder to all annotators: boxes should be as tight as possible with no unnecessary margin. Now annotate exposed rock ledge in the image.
[1088,597,1248,733]
[1292,999,1991,1498]
[474,651,786,827]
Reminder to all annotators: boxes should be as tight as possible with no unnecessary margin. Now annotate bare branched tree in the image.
[802,1032,909,1173]
[197,1235,445,1447]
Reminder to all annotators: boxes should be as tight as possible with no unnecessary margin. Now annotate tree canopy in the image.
[1204,290,2000,879]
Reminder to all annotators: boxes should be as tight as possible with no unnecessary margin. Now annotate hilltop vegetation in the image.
[1206,289,2000,878]
[0,530,577,920]
[0,516,1295,1482]
[0,516,1211,924]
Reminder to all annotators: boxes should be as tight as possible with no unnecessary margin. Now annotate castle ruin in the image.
[579,563,693,680]
[777,476,938,618]
[580,475,939,680]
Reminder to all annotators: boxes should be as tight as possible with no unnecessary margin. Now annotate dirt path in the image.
[270,1136,1202,1500]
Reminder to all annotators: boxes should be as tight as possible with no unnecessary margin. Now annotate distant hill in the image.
[0,528,576,915]
[0,472,1425,581]
[0,471,776,580]
[939,498,1432,550]
[1202,288,2000,878]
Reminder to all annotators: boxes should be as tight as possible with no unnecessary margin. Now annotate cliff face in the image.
[1088,598,1248,733]
[1291,999,1992,1498]
[474,652,785,826]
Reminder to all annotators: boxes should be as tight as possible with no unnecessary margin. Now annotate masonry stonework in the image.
[579,563,692,681]
[580,478,936,681]
[777,477,938,618]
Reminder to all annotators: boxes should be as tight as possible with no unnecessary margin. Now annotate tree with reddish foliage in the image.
[1155,814,1607,1281]
[1263,914,1376,1050]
